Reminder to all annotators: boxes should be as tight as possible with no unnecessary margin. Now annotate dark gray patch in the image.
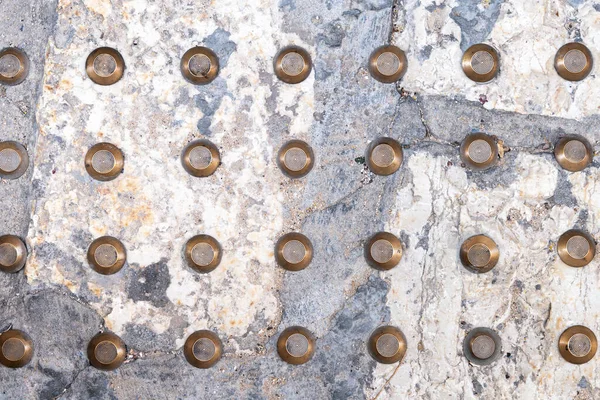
[472,378,484,394]
[419,45,433,62]
[578,376,590,388]
[342,9,362,18]
[549,170,577,207]
[203,28,237,67]
[193,78,229,135]
[279,0,296,11]
[575,208,589,229]
[594,4,600,12]
[567,0,586,7]
[450,0,504,51]
[70,229,94,250]
[126,260,172,308]
[317,19,346,48]
[416,221,433,250]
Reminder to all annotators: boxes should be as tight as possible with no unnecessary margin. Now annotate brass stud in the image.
[461,44,500,83]
[368,326,407,364]
[365,137,403,176]
[557,229,595,268]
[87,332,127,371]
[0,141,29,180]
[0,48,30,86]
[277,140,314,179]
[87,236,126,275]
[274,46,312,84]
[277,326,315,365]
[181,139,220,177]
[364,232,402,271]
[558,325,597,364]
[0,235,27,273]
[184,235,222,273]
[554,42,593,82]
[368,45,408,83]
[84,143,124,181]
[183,330,223,369]
[463,327,501,365]
[275,233,313,272]
[0,329,33,368]
[460,133,498,170]
[554,135,593,172]
[85,47,125,86]
[459,234,499,274]
[181,47,219,85]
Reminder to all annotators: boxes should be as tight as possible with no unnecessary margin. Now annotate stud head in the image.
[0,235,27,273]
[463,328,502,366]
[559,325,598,364]
[364,232,403,271]
[87,332,127,371]
[368,326,407,364]
[554,135,593,172]
[462,44,499,83]
[85,47,125,86]
[0,329,34,368]
[368,45,408,83]
[277,326,316,365]
[274,46,312,84]
[184,235,222,273]
[0,48,30,86]
[181,47,219,85]
[275,233,313,272]
[557,229,595,268]
[554,43,593,82]
[459,234,499,274]
[183,330,223,369]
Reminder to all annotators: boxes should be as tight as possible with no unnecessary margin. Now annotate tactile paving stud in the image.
[0,235,27,273]
[275,233,313,271]
[84,143,124,181]
[554,135,593,172]
[184,235,222,273]
[277,140,315,179]
[0,141,29,180]
[365,137,403,176]
[0,329,33,368]
[274,46,312,84]
[87,236,126,275]
[181,139,220,177]
[364,232,402,270]
[183,330,223,369]
[181,47,219,85]
[460,133,498,170]
[559,325,597,364]
[554,43,593,82]
[459,234,499,273]
[0,48,30,86]
[557,229,595,268]
[368,326,407,364]
[85,47,125,86]
[277,326,315,365]
[463,327,501,366]
[462,44,499,83]
[368,45,408,83]
[87,332,127,371]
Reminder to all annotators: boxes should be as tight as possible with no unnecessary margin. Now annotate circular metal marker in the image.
[557,229,595,267]
[274,46,312,84]
[365,137,403,176]
[554,135,593,172]
[277,140,314,179]
[0,329,33,368]
[459,234,499,273]
[183,330,223,369]
[0,235,27,274]
[463,327,502,366]
[87,332,127,371]
[0,141,29,180]
[462,44,499,83]
[460,133,498,170]
[368,326,407,364]
[0,48,29,86]
[85,47,125,86]
[554,43,593,82]
[184,235,222,273]
[181,47,219,85]
[84,143,124,181]
[368,45,407,83]
[559,325,597,364]
[275,232,313,272]
[364,232,402,271]
[87,236,126,275]
[277,326,315,365]
[181,139,220,177]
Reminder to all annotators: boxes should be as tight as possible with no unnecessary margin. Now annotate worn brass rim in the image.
[554,42,593,82]
[277,326,315,365]
[87,332,127,371]
[181,47,219,85]
[558,325,597,364]
[184,234,222,273]
[277,140,314,179]
[0,329,33,368]
[87,236,127,275]
[463,327,502,365]
[554,135,593,172]
[0,235,27,273]
[459,234,499,273]
[85,47,125,86]
[460,132,498,170]
[365,137,403,176]
[557,229,596,268]
[368,45,408,83]
[461,44,499,83]
[0,141,29,180]
[274,46,312,84]
[364,232,403,271]
[0,48,30,86]
[368,325,407,364]
[84,142,124,181]
[183,330,223,369]
[275,232,313,272]
[181,139,220,177]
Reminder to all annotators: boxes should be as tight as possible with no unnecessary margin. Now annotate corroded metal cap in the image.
[275,232,313,272]
[274,46,312,84]
[559,325,597,364]
[277,326,315,365]
[463,327,501,365]
[365,137,403,176]
[87,332,127,371]
[183,330,223,369]
[277,140,314,179]
[0,48,30,86]
[462,44,499,83]
[181,47,219,85]
[368,45,408,83]
[0,141,29,180]
[367,326,407,364]
[364,232,402,271]
[459,234,499,274]
[557,229,595,267]
[554,43,593,82]
[84,143,124,181]
[460,133,498,170]
[184,235,222,273]
[181,139,220,177]
[0,329,33,368]
[0,235,27,273]
[87,236,127,275]
[554,135,593,172]
[85,47,125,86]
